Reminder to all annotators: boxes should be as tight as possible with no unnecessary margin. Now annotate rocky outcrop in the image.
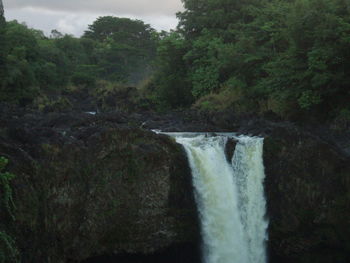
[237,120,350,263]
[0,111,199,262]
[263,126,350,262]
[1,105,350,263]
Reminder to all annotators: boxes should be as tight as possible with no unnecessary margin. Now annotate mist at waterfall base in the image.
[171,133,269,263]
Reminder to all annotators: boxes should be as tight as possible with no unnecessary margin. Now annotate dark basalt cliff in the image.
[0,109,200,262]
[1,105,350,262]
[238,120,350,263]
[263,126,350,263]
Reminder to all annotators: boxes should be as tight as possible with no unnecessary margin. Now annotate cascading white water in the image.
[169,133,268,263]
[231,136,268,263]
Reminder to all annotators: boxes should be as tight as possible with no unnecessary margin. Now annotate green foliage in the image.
[191,65,219,98]
[149,0,350,121]
[0,157,19,263]
[298,90,321,109]
[0,231,19,263]
[1,1,350,122]
[92,80,140,111]
[0,16,158,107]
[333,108,350,130]
[84,16,158,85]
[194,87,238,112]
[184,34,224,98]
[0,21,40,105]
[147,32,194,110]
[0,157,15,219]
[34,95,73,112]
[71,64,99,88]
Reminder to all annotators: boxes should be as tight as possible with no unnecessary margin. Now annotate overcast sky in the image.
[3,0,184,36]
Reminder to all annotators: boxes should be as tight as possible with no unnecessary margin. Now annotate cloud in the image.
[5,0,184,16]
[4,1,182,36]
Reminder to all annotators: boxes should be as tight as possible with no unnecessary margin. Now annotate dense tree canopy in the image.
[0,16,158,106]
[150,32,193,109]
[1,0,350,124]
[150,0,350,122]
[83,16,158,84]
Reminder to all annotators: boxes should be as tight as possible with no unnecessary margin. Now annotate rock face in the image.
[241,121,350,263]
[0,111,199,262]
[1,106,350,263]
[192,113,350,262]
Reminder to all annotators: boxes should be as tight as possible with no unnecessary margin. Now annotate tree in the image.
[50,29,63,39]
[54,34,88,73]
[151,32,194,109]
[255,0,350,118]
[84,16,158,84]
[0,13,163,108]
[0,21,41,105]
[35,40,70,89]
[177,0,262,39]
[161,0,350,120]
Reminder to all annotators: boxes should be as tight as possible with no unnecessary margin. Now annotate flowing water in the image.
[165,133,268,263]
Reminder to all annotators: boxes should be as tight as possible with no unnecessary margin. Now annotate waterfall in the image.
[168,133,268,263]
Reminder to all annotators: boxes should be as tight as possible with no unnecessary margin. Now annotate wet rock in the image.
[224,138,238,162]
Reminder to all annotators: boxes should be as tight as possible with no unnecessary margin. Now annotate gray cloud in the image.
[4,0,183,36]
[5,8,179,36]
[5,0,183,16]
